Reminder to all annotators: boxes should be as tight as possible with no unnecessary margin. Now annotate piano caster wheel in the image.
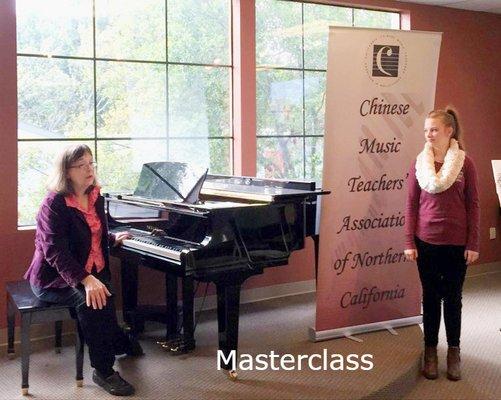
[7,352,15,360]
[21,388,28,396]
[76,379,83,387]
[226,370,238,380]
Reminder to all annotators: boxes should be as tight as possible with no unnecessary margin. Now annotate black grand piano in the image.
[106,162,328,377]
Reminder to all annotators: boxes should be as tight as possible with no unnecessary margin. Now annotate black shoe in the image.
[92,370,135,396]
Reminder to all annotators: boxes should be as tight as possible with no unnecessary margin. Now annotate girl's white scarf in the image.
[415,138,465,194]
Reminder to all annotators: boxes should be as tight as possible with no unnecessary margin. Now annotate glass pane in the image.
[209,139,231,175]
[168,0,231,65]
[97,138,230,193]
[257,137,304,180]
[303,4,352,70]
[169,65,231,138]
[97,140,168,193]
[256,0,302,68]
[305,136,323,183]
[354,9,400,29]
[18,140,94,225]
[95,0,166,61]
[96,61,167,138]
[18,57,94,139]
[390,13,400,29]
[16,0,93,57]
[304,71,325,137]
[257,69,303,137]
[168,138,231,175]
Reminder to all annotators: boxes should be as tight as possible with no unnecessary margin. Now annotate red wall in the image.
[1,0,500,329]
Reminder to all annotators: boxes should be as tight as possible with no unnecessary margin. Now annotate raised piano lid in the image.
[108,194,269,217]
[201,174,329,202]
[107,172,329,214]
[187,200,268,209]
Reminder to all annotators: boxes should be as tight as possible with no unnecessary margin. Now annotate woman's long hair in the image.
[427,106,465,150]
[47,144,98,195]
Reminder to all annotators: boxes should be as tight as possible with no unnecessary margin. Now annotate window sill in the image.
[18,225,36,231]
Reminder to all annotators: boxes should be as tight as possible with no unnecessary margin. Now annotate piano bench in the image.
[6,281,84,396]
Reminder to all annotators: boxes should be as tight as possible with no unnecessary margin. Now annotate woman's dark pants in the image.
[31,269,129,377]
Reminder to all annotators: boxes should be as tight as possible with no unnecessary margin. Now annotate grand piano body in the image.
[106,163,328,373]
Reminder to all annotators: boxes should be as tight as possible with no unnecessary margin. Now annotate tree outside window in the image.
[256,0,400,183]
[17,0,232,226]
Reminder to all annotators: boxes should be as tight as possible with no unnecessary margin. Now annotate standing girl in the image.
[404,107,480,381]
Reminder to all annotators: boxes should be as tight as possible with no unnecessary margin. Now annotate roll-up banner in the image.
[311,28,442,341]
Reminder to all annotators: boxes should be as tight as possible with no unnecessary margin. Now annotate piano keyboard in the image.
[122,235,184,261]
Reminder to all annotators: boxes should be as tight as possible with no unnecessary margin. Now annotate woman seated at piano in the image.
[24,144,141,397]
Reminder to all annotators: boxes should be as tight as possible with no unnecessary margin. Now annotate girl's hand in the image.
[464,250,479,265]
[404,249,418,262]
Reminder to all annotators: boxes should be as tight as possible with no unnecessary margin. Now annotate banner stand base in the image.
[387,327,399,336]
[344,334,364,343]
[309,315,422,342]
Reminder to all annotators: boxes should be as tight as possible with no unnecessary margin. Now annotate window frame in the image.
[16,0,234,227]
[255,0,401,181]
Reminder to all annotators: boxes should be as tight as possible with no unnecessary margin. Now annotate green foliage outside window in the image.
[256,0,399,183]
[17,0,232,225]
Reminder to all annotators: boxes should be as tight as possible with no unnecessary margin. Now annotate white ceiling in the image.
[396,0,501,14]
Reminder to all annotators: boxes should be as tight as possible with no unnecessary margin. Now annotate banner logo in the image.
[372,45,399,77]
[365,35,407,87]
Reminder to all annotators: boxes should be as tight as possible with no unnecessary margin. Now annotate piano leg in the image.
[181,277,196,351]
[163,276,196,354]
[217,283,241,379]
[120,259,144,333]
[165,274,178,341]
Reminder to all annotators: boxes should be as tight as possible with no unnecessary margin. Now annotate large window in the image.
[17,0,232,225]
[256,0,399,182]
